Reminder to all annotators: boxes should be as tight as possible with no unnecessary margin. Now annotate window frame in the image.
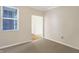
[1,6,19,31]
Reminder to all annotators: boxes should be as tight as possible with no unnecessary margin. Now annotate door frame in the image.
[31,15,44,39]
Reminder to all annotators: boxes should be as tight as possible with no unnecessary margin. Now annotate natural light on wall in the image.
[52,14,59,33]
[32,15,43,37]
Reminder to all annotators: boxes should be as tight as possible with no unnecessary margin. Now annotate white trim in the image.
[0,7,1,30]
[42,16,44,38]
[2,18,17,20]
[44,37,79,50]
[3,6,18,10]
[1,6,3,31]
[0,40,32,49]
[0,7,1,18]
[17,8,19,31]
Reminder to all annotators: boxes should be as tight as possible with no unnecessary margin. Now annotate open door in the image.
[32,15,43,40]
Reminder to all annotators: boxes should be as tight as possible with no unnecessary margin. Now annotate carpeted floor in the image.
[0,39,79,53]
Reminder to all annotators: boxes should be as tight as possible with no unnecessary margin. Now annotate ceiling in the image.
[30,6,58,12]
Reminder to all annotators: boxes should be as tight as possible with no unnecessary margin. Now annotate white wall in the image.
[44,6,79,49]
[0,6,44,49]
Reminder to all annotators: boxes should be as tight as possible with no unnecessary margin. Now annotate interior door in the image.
[32,15,43,40]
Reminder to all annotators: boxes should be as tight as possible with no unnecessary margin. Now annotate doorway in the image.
[32,15,44,40]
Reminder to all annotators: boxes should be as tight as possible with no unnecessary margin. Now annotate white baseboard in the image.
[0,40,32,49]
[44,37,79,50]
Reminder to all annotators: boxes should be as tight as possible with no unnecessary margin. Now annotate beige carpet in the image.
[0,39,79,53]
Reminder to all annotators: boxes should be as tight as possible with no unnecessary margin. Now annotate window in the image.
[1,6,19,31]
